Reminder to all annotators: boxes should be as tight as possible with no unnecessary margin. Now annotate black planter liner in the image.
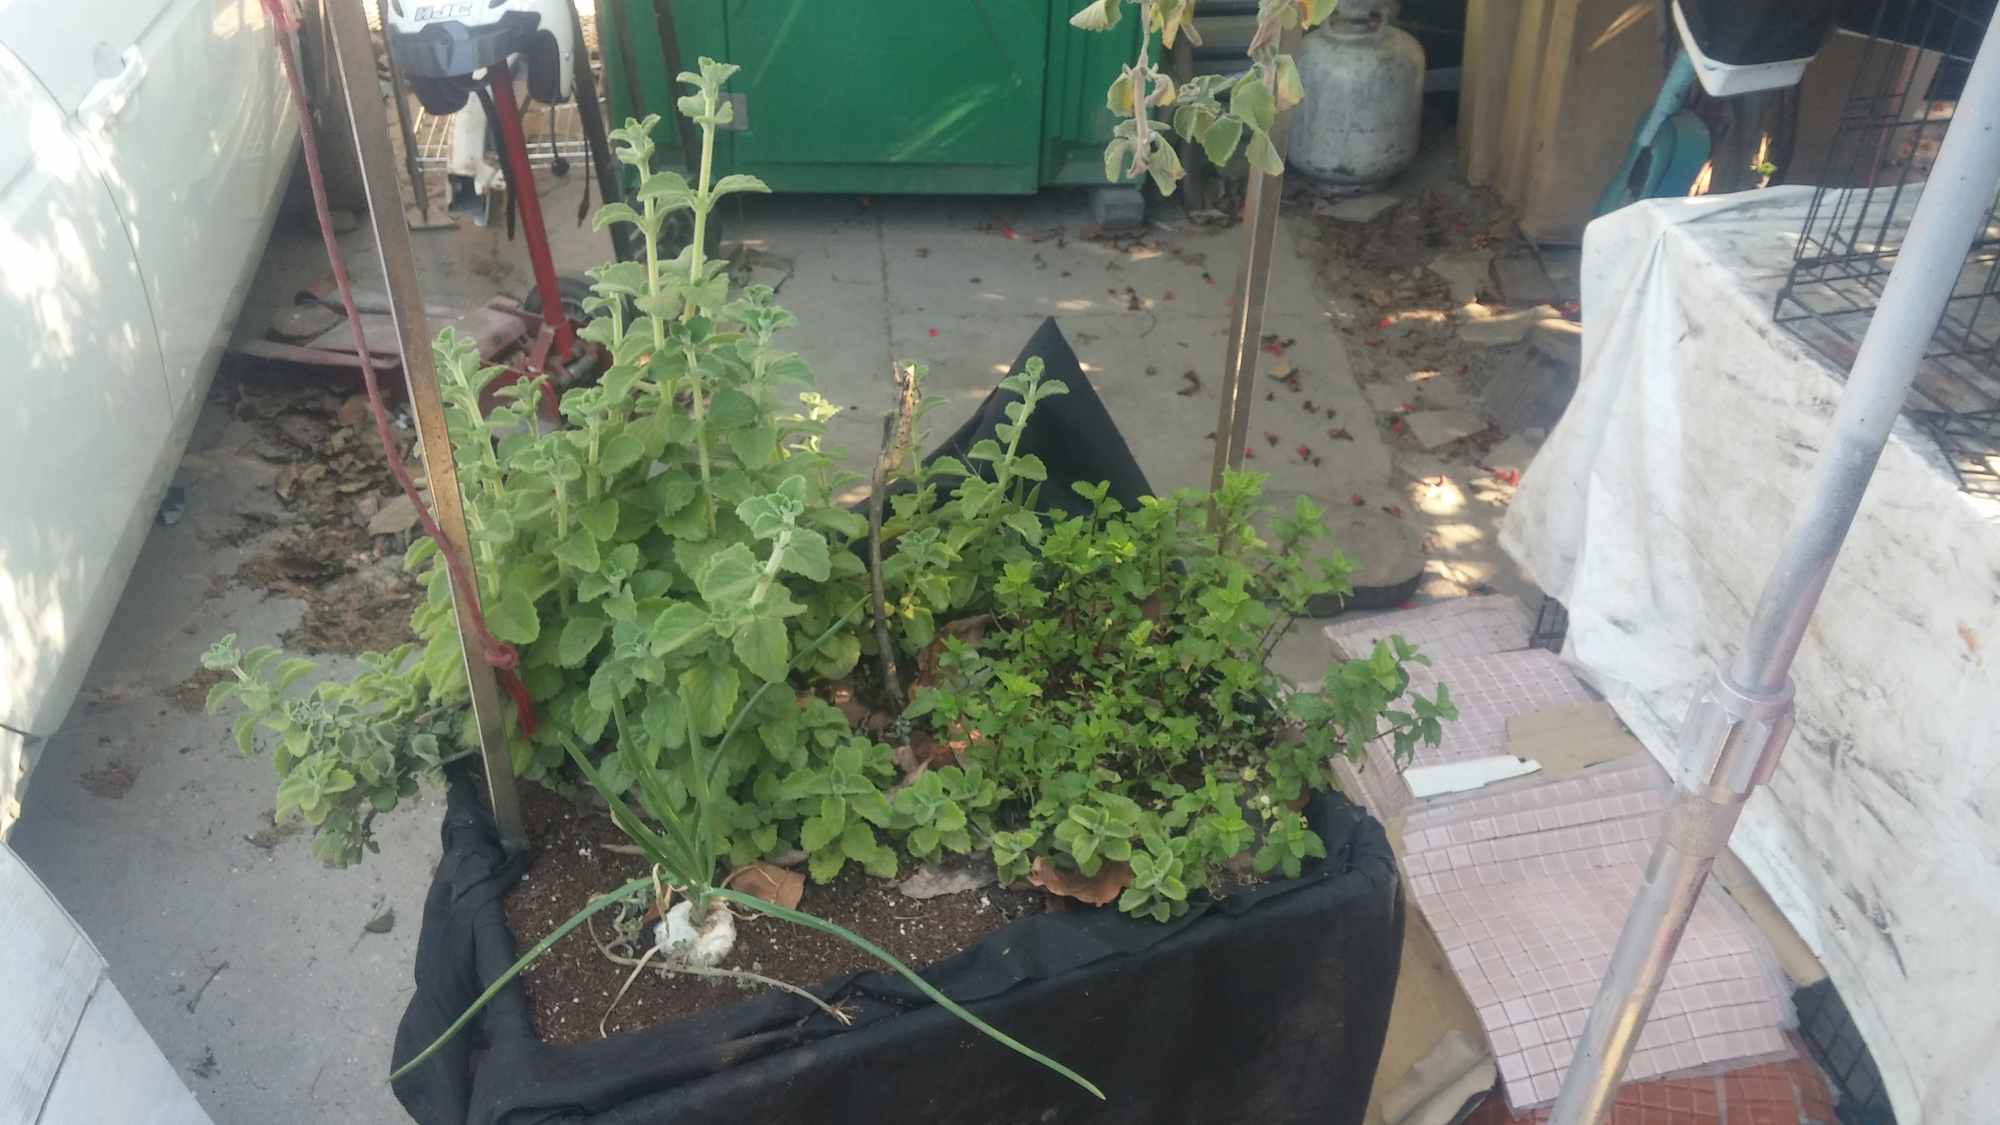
[391,771,1404,1125]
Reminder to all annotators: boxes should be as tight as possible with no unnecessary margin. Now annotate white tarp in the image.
[1502,187,2000,1124]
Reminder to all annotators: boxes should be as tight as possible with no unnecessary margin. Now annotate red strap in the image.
[262,0,537,736]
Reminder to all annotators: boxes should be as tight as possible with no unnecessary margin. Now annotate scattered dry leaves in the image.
[1029,857,1131,906]
[727,862,805,910]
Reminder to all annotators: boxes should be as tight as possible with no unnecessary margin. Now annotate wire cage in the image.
[1774,0,2000,495]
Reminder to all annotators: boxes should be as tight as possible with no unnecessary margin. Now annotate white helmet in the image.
[384,0,577,113]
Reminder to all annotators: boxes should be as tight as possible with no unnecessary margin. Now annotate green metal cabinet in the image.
[596,1,1139,193]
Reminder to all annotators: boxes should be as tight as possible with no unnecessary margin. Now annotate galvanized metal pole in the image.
[325,0,528,851]
[1548,16,2000,1123]
[1210,31,1301,492]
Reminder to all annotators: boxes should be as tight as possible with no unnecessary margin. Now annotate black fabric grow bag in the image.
[391,771,1403,1125]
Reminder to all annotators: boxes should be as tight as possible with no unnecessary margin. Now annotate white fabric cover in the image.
[1502,187,2000,1124]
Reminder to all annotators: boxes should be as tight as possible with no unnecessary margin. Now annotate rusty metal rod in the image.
[1209,31,1301,493]
[326,0,527,851]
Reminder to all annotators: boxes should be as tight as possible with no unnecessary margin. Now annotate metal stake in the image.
[377,22,431,224]
[1210,31,1301,493]
[325,0,527,851]
[1548,14,2000,1123]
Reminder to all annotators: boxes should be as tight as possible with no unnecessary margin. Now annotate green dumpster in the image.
[595,1,1142,195]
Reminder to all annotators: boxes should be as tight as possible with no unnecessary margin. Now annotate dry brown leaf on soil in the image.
[827,684,870,728]
[914,614,992,688]
[906,722,982,770]
[1029,857,1132,907]
[726,862,805,910]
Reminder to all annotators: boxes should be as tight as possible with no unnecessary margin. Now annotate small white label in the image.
[411,2,476,22]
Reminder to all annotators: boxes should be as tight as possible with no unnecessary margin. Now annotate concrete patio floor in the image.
[12,167,1522,1123]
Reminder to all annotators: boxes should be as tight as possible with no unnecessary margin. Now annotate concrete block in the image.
[1428,250,1493,306]
[1317,192,1403,223]
[1489,252,1562,306]
[1401,409,1491,450]
[1479,348,1578,435]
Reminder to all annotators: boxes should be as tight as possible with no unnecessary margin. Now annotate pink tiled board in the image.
[1330,648,1597,821]
[1407,649,1597,770]
[1400,764,1796,1112]
[1324,595,1534,662]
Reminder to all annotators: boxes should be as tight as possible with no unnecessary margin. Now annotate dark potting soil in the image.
[501,784,1045,1048]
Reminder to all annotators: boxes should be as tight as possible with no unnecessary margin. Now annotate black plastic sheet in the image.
[391,768,1402,1125]
[390,321,1407,1123]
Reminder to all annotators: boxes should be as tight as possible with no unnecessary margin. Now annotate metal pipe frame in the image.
[325,0,528,851]
[1548,13,2000,1122]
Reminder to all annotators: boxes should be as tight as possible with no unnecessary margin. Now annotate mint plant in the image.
[906,470,1455,920]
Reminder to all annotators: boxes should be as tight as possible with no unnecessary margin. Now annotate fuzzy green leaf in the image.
[1003,510,1044,545]
[1069,0,1121,31]
[486,590,541,645]
[599,433,647,477]
[558,615,609,667]
[711,173,771,198]
[778,529,831,582]
[680,660,740,736]
[554,530,601,573]
[1244,129,1283,176]
[801,813,840,853]
[696,544,763,608]
[649,602,712,656]
[578,497,621,541]
[1200,115,1244,166]
[1230,74,1276,134]
[726,424,777,468]
[733,617,791,683]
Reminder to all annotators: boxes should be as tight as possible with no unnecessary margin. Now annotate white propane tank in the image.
[1290,0,1425,191]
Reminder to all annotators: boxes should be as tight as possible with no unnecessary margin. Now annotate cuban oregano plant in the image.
[208,60,972,877]
[1071,0,1338,191]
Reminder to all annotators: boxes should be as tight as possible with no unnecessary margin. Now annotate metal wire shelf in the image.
[407,95,594,173]
[1774,0,2000,495]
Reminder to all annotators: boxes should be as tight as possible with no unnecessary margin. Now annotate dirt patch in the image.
[287,563,423,654]
[501,785,1041,1048]
[190,1047,220,1079]
[216,371,424,654]
[80,759,140,799]
[173,667,227,713]
[243,811,305,852]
